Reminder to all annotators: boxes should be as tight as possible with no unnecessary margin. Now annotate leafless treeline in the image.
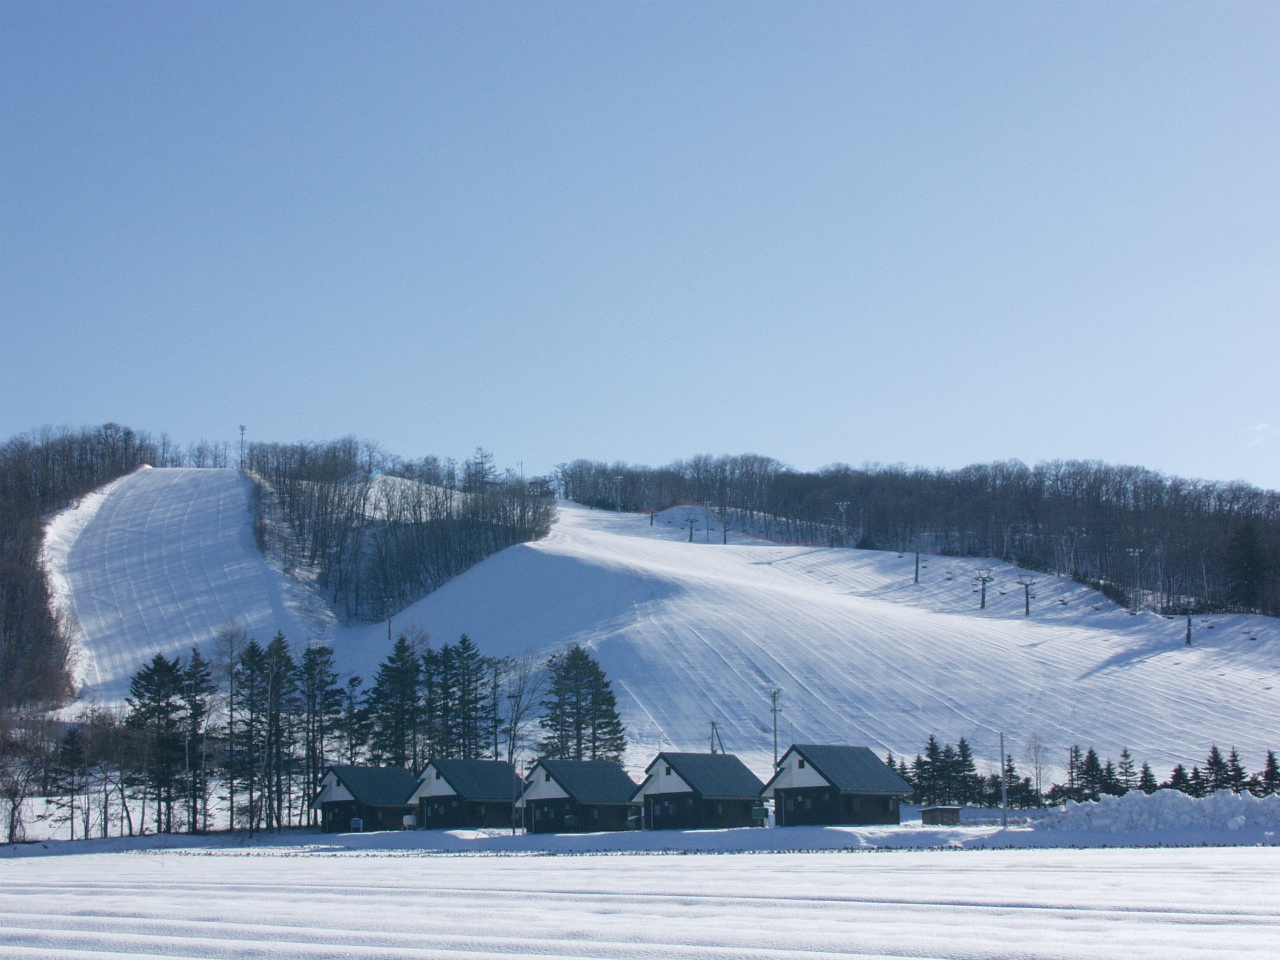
[558,455,1280,616]
[249,440,555,622]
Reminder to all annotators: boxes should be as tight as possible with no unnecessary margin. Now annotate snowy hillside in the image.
[43,468,1280,777]
[43,467,337,700]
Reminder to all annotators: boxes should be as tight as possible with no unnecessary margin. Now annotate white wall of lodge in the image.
[633,758,692,799]
[311,771,354,808]
[408,764,458,803]
[515,764,569,807]
[762,749,828,796]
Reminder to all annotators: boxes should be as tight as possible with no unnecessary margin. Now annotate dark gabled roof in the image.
[428,759,523,802]
[774,745,912,797]
[328,764,418,806]
[535,759,638,805]
[641,753,765,800]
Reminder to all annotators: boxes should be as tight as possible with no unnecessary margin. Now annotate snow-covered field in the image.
[1,842,1277,959]
[43,467,1280,778]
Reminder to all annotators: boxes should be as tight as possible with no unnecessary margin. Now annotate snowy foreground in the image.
[1,839,1277,959]
[44,468,1280,776]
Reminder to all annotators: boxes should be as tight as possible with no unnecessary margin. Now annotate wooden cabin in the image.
[516,759,639,833]
[632,752,766,830]
[310,764,419,833]
[761,744,912,827]
[409,758,524,830]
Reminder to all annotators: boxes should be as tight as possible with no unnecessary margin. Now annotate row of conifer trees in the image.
[888,735,1280,809]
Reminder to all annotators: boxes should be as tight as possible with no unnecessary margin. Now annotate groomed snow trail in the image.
[45,470,1280,775]
[1,847,1276,959]
[47,468,334,700]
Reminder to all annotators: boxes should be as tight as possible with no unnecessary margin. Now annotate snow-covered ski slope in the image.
[44,468,1280,775]
[44,467,337,700]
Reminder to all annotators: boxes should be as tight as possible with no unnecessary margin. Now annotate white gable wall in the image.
[310,770,355,809]
[516,764,569,807]
[761,749,829,796]
[408,763,458,803]
[634,758,692,799]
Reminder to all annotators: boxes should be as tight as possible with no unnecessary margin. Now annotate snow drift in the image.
[1040,788,1280,834]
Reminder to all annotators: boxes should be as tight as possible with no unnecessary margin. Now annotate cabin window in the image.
[435,770,442,780]
[545,771,552,782]
[665,765,672,776]
[715,803,723,815]
[592,808,599,820]
[478,805,485,816]
[798,758,805,768]
[786,799,794,811]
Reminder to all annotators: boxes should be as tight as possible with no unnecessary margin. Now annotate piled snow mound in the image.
[1039,789,1280,833]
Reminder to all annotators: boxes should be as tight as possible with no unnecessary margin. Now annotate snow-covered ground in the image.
[1,842,1276,959]
[43,468,1280,779]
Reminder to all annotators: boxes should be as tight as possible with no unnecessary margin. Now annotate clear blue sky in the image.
[3,2,1278,486]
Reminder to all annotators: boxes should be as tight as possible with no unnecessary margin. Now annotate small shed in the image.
[409,758,524,830]
[761,744,913,827]
[633,752,766,830]
[310,764,419,833]
[516,759,639,833]
[921,805,962,826]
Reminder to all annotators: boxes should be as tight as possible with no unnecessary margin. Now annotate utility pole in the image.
[835,502,849,545]
[770,689,782,768]
[709,721,724,754]
[613,475,623,513]
[1186,613,1193,646]
[1126,548,1143,614]
[914,551,920,584]
[999,732,1008,828]
[239,425,246,470]
[705,503,710,543]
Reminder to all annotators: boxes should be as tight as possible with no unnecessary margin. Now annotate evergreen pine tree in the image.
[539,645,626,762]
[585,656,626,762]
[1080,748,1104,799]
[1101,759,1122,796]
[1164,763,1190,793]
[1138,762,1158,794]
[956,738,978,806]
[1226,748,1247,793]
[126,653,186,834]
[336,675,369,764]
[1262,750,1280,796]
[1205,745,1229,792]
[368,637,421,767]
[1117,748,1136,793]
[920,736,942,806]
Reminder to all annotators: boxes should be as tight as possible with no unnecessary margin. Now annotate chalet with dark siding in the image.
[310,764,419,833]
[516,759,639,833]
[633,752,766,830]
[409,759,524,830]
[762,745,912,827]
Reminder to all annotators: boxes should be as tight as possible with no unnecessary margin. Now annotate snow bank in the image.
[1039,789,1280,833]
